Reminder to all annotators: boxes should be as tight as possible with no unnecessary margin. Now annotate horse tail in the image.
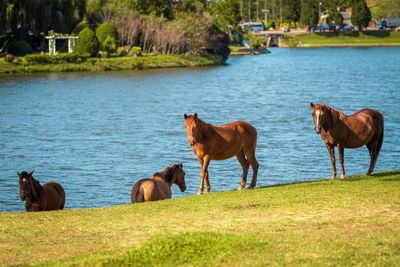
[131,182,145,203]
[376,116,384,158]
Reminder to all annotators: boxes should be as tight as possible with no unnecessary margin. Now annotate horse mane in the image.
[154,164,179,184]
[196,117,213,141]
[327,106,347,121]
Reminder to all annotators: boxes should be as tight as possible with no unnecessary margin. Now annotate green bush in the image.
[131,46,142,56]
[72,22,91,35]
[96,23,118,50]
[76,28,99,57]
[6,40,32,56]
[23,53,90,64]
[103,36,117,57]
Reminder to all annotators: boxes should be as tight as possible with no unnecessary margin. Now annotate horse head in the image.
[17,171,34,201]
[310,102,329,134]
[184,113,201,146]
[172,163,186,192]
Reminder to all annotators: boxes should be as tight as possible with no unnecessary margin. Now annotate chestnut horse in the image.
[131,164,186,203]
[18,171,65,212]
[310,103,384,179]
[184,113,259,194]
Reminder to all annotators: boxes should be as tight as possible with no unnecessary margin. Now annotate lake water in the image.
[1,47,399,212]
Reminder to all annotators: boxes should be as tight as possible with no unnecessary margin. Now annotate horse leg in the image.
[366,139,379,176]
[202,155,211,193]
[337,144,345,179]
[325,143,336,179]
[244,149,259,189]
[236,148,250,190]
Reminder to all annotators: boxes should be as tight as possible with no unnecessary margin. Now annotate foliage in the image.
[23,53,90,64]
[2,0,85,38]
[213,0,242,33]
[284,0,301,28]
[6,40,32,56]
[351,0,371,31]
[76,28,99,57]
[131,46,142,55]
[72,21,92,35]
[370,0,400,22]
[300,0,319,27]
[103,36,117,57]
[96,22,119,50]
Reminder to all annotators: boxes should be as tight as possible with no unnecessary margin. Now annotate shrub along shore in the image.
[0,53,225,74]
[1,170,399,266]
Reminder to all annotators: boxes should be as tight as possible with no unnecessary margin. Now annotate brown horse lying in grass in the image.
[310,103,384,179]
[184,113,259,195]
[18,171,65,212]
[131,164,186,203]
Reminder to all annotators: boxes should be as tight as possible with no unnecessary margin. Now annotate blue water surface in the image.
[1,47,399,212]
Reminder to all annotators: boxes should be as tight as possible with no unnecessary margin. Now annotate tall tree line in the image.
[1,0,86,37]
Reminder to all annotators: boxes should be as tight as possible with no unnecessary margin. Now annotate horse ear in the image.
[322,102,327,107]
[194,113,198,119]
[184,114,188,119]
[179,163,183,169]
[28,171,34,177]
[310,102,315,109]
[17,172,21,177]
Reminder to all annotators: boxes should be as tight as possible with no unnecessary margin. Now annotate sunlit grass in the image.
[284,31,400,46]
[1,170,399,266]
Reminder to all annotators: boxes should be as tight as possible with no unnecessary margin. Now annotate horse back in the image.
[131,179,160,203]
[42,181,65,210]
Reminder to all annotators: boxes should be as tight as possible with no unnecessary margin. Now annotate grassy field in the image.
[1,170,399,266]
[284,31,400,47]
[0,53,224,74]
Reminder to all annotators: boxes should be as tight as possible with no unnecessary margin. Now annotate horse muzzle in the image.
[180,185,186,192]
[20,195,26,201]
[188,137,196,146]
[315,126,321,134]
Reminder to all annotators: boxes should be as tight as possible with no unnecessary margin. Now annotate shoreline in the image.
[0,53,224,75]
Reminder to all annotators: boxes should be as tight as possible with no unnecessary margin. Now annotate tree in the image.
[96,23,119,50]
[300,0,319,27]
[351,0,371,31]
[284,0,301,28]
[103,36,117,57]
[76,28,99,56]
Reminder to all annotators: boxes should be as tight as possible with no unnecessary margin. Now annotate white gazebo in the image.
[45,34,78,55]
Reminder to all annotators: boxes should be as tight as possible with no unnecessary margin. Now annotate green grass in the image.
[284,31,400,47]
[1,170,400,266]
[0,53,224,74]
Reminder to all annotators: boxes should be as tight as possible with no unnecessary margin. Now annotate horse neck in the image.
[196,119,211,143]
[29,178,44,201]
[153,171,173,186]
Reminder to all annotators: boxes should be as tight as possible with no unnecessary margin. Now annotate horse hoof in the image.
[366,172,372,176]
[340,175,345,179]
[238,185,244,190]
[330,176,336,180]
[197,191,203,195]
[247,186,255,190]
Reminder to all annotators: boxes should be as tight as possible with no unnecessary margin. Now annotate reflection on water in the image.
[1,47,399,212]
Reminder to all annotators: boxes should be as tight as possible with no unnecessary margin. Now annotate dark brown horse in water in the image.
[184,113,259,194]
[310,103,384,178]
[131,164,186,203]
[18,171,65,212]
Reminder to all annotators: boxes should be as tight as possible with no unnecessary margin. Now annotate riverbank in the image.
[283,31,400,47]
[1,170,399,266]
[0,53,224,74]
[229,46,270,55]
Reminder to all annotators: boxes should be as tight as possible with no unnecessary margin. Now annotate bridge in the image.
[255,29,308,47]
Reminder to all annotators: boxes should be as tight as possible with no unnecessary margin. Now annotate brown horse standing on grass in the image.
[184,113,259,195]
[18,171,65,212]
[310,103,384,179]
[131,164,186,203]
